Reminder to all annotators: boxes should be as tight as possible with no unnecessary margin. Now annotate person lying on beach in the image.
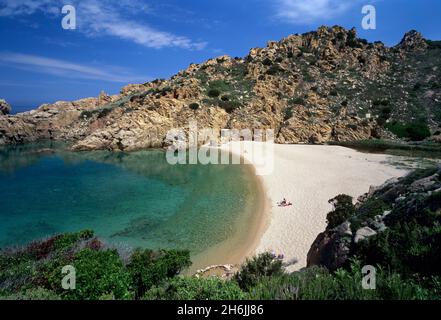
[278,198,292,207]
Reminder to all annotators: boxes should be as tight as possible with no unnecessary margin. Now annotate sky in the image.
[0,0,440,109]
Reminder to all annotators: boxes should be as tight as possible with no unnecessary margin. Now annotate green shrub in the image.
[431,82,441,89]
[426,40,441,50]
[351,197,390,232]
[63,248,132,300]
[189,103,200,110]
[326,195,355,229]
[219,100,242,113]
[283,107,293,121]
[247,260,431,300]
[262,58,273,66]
[0,287,61,300]
[206,80,235,98]
[385,121,431,141]
[54,230,94,251]
[346,34,364,48]
[234,253,283,291]
[266,64,283,75]
[80,110,94,119]
[207,88,221,98]
[378,106,392,125]
[373,99,390,106]
[413,83,422,91]
[127,249,191,298]
[144,277,245,300]
[208,80,231,92]
[291,97,305,105]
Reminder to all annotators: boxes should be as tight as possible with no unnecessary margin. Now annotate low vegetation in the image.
[385,120,431,141]
[1,168,440,300]
[0,230,190,300]
[329,139,441,158]
[189,102,200,110]
[326,194,355,229]
[283,107,294,121]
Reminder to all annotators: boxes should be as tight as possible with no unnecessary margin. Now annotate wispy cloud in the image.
[0,52,148,83]
[0,0,206,50]
[274,0,356,24]
[78,1,206,50]
[0,0,59,16]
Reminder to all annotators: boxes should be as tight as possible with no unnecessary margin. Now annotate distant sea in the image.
[10,105,37,114]
[0,143,260,259]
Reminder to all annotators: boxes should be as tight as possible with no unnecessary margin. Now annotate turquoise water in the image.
[0,143,259,257]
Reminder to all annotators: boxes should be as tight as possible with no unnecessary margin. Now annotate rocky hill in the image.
[1,26,440,151]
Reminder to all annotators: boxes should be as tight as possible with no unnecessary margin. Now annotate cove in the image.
[0,142,262,266]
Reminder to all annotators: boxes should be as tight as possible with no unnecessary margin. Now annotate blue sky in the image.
[0,0,440,109]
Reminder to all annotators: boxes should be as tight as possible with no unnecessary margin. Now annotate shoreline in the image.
[198,142,414,273]
[187,152,271,275]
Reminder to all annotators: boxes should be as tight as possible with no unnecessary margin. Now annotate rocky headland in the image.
[1,26,440,151]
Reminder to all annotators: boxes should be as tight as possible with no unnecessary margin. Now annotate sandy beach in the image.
[219,142,412,272]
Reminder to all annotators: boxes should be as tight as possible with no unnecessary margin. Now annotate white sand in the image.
[220,142,411,271]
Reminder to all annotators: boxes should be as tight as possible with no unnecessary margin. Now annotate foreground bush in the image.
[144,277,245,300]
[64,248,132,300]
[128,249,191,298]
[234,253,283,290]
[1,225,440,300]
[247,261,434,300]
[0,231,191,300]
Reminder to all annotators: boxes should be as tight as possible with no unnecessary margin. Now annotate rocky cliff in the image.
[1,26,440,151]
[307,166,441,275]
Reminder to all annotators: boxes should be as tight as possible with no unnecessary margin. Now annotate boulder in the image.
[337,221,352,236]
[307,230,350,271]
[354,227,377,244]
[397,30,428,52]
[0,99,11,115]
[410,173,439,192]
